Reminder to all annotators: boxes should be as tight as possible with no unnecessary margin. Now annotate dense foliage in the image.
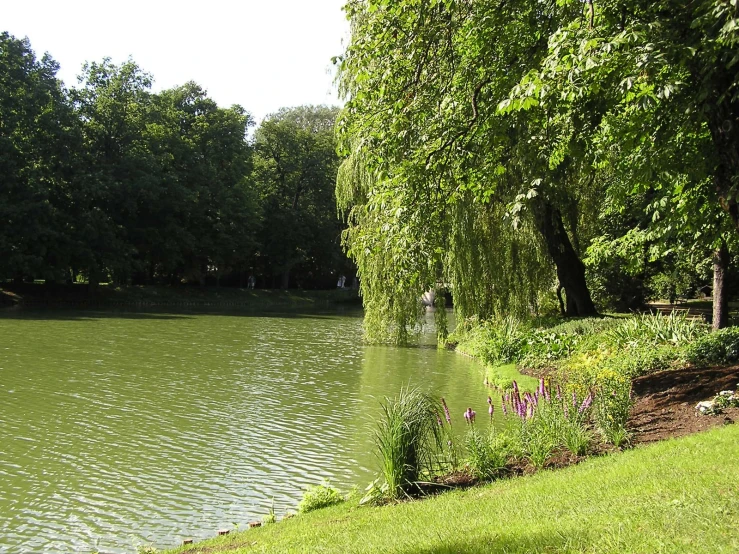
[336,0,739,341]
[0,33,347,290]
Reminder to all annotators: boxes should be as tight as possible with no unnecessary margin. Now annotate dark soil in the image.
[628,365,739,443]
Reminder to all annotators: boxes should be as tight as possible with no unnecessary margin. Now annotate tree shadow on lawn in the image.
[404,526,593,554]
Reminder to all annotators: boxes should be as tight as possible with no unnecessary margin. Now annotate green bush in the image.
[297,483,344,513]
[452,316,529,366]
[593,380,633,447]
[687,327,739,366]
[464,428,510,479]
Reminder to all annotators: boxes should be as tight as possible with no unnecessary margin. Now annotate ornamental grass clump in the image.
[373,387,445,500]
[607,311,707,348]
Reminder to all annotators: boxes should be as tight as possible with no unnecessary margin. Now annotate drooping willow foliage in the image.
[337,152,555,343]
[447,197,554,324]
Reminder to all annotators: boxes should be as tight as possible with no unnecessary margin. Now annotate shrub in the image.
[464,428,509,479]
[687,327,739,366]
[593,380,633,447]
[452,316,529,366]
[297,483,344,513]
[373,387,444,500]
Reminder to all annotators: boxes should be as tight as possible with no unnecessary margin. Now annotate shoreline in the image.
[0,284,361,310]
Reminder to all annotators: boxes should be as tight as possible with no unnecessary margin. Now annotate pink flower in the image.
[579,392,593,413]
[464,407,476,424]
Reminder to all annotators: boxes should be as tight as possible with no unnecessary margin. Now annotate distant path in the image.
[647,302,712,320]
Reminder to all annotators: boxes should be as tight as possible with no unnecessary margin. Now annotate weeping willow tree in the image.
[336,0,601,343]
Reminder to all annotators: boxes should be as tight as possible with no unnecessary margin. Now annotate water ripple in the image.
[0,309,488,553]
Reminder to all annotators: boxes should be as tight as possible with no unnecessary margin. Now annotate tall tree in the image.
[336,0,600,343]
[0,33,77,282]
[254,106,344,289]
[70,58,155,288]
[502,0,739,326]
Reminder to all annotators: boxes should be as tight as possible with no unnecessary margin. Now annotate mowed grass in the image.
[485,362,538,390]
[168,425,739,554]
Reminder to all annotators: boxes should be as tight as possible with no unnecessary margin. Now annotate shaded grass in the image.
[485,362,538,390]
[168,425,739,554]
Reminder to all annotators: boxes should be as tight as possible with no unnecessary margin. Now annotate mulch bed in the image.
[628,365,739,443]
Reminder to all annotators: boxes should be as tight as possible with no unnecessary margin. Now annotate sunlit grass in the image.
[167,425,739,554]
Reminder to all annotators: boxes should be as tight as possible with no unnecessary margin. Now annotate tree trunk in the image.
[532,199,597,317]
[281,269,290,290]
[712,240,729,330]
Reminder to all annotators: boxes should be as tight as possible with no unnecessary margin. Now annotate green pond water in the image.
[0,308,499,553]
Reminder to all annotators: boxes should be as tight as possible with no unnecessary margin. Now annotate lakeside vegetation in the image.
[166,425,739,554]
[154,311,738,552]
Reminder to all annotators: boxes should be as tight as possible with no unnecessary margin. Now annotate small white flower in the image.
[719,391,732,397]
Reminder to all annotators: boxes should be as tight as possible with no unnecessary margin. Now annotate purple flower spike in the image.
[556,384,562,400]
[539,378,545,397]
[512,381,519,395]
[487,396,493,405]
[501,398,508,417]
[579,393,593,413]
[544,385,551,402]
[464,407,476,424]
[572,391,578,408]
[441,397,452,426]
[489,403,494,421]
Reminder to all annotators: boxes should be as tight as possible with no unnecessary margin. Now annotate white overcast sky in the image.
[3,0,349,122]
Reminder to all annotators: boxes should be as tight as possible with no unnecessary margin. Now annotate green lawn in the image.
[167,424,739,554]
[485,362,538,390]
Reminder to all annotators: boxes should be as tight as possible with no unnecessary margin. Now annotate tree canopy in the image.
[336,0,739,340]
[0,32,347,291]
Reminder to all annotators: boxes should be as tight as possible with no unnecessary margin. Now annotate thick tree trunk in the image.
[712,241,729,330]
[532,199,597,317]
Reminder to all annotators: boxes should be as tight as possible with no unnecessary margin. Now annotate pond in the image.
[0,308,494,553]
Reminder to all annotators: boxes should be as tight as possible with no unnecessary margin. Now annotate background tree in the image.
[254,105,345,289]
[0,33,77,283]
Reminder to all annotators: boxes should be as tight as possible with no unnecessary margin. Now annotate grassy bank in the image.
[166,424,739,553]
[451,313,739,391]
[0,283,360,309]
